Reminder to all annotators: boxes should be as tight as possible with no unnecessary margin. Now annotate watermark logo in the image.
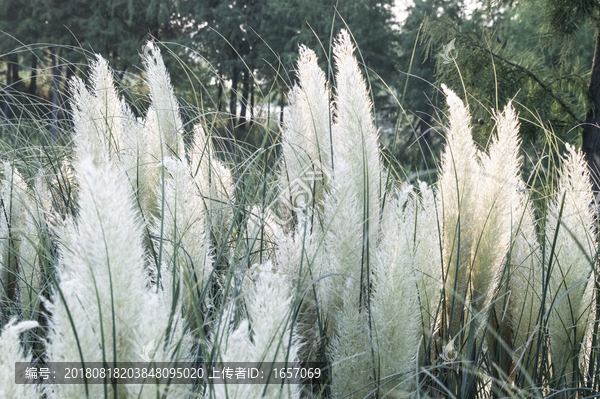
[270,160,329,225]
[141,339,157,362]
[441,39,458,64]
[441,339,457,363]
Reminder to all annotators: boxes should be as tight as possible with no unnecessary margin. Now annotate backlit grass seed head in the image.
[322,115,378,398]
[18,174,46,321]
[437,84,480,337]
[213,263,301,399]
[46,158,189,398]
[508,192,542,364]
[0,162,27,311]
[546,143,596,379]
[322,165,366,311]
[89,55,122,152]
[296,44,332,171]
[153,157,213,316]
[279,45,332,224]
[331,29,381,236]
[414,181,443,336]
[142,106,162,219]
[321,29,383,319]
[142,41,185,160]
[372,185,423,393]
[190,124,234,248]
[282,84,310,179]
[0,319,38,399]
[117,99,149,208]
[329,287,373,399]
[70,56,121,167]
[272,212,326,361]
[280,85,314,225]
[471,101,523,313]
[246,263,299,364]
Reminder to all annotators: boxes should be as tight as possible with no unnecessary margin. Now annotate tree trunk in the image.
[28,56,37,95]
[5,61,9,86]
[582,21,600,196]
[10,53,19,86]
[239,70,250,128]
[229,67,238,128]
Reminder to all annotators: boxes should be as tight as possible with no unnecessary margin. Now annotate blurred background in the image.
[0,0,597,184]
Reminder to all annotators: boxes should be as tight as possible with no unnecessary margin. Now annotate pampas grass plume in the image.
[546,144,596,381]
[437,84,480,338]
[0,319,38,399]
[142,41,185,160]
[46,158,191,398]
[471,101,522,313]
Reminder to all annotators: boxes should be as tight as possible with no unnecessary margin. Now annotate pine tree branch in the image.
[467,40,583,124]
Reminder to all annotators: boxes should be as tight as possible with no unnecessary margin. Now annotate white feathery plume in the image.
[246,205,277,266]
[471,102,523,314]
[214,262,300,399]
[415,181,443,336]
[508,192,542,366]
[152,157,213,319]
[189,124,234,249]
[0,162,27,315]
[0,318,39,399]
[70,55,121,167]
[45,158,191,399]
[273,209,324,291]
[322,160,365,314]
[246,263,300,365]
[142,106,162,219]
[18,172,46,321]
[437,84,480,338]
[212,317,254,399]
[245,266,302,399]
[322,31,383,397]
[296,44,332,171]
[273,211,326,361]
[279,85,313,226]
[142,41,185,160]
[279,45,332,225]
[329,286,374,399]
[281,84,310,191]
[70,76,106,166]
[372,185,423,395]
[546,144,596,382]
[70,53,152,221]
[141,42,186,226]
[117,99,149,209]
[89,55,122,153]
[322,28,382,316]
[330,29,381,239]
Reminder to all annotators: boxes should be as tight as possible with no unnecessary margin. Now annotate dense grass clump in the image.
[1,32,599,399]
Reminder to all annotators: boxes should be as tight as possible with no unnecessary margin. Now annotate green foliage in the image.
[422,1,596,172]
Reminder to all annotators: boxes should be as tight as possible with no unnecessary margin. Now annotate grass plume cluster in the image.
[0,32,599,399]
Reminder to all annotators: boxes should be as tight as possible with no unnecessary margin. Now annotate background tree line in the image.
[2,0,600,182]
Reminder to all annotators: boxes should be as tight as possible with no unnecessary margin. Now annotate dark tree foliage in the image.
[389,0,470,174]
[184,0,401,127]
[423,0,598,184]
